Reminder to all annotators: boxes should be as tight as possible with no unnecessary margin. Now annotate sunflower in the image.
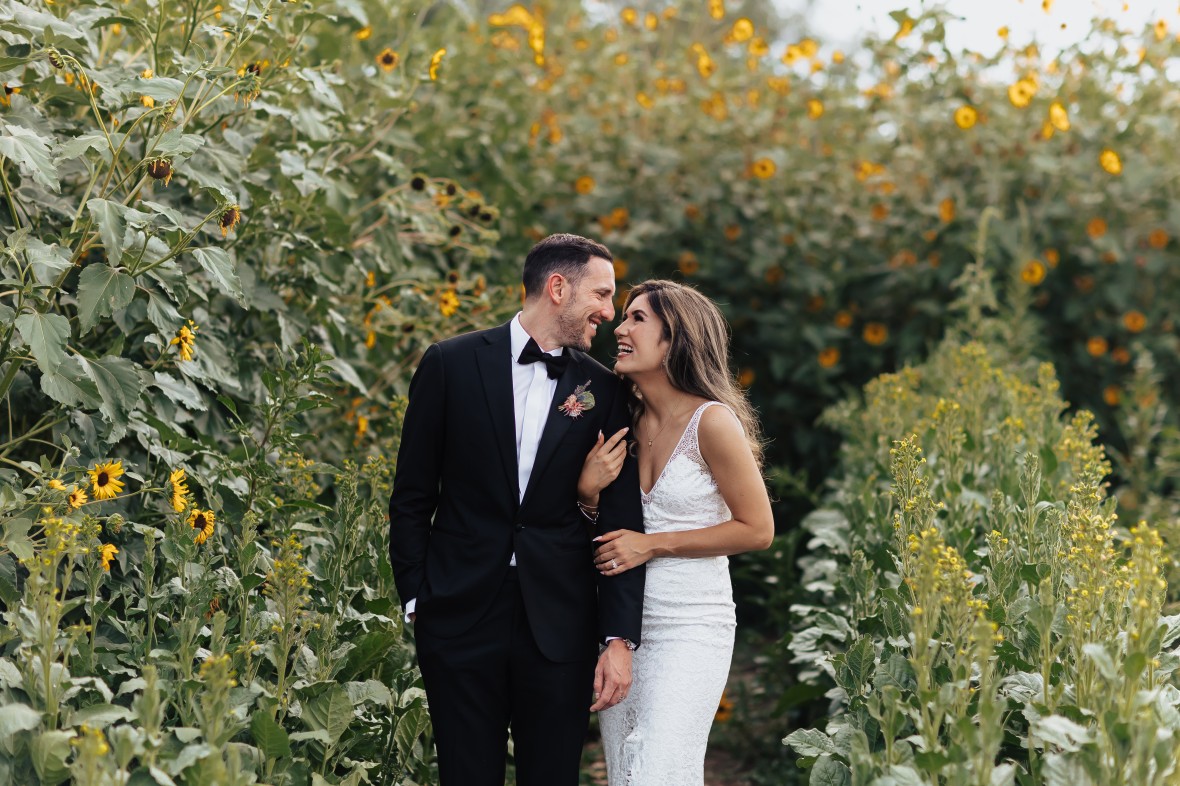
[620,7,638,25]
[574,176,595,195]
[613,258,629,279]
[429,48,446,81]
[90,460,125,501]
[1086,336,1109,357]
[863,323,888,346]
[834,310,853,329]
[170,468,190,513]
[939,198,956,223]
[818,347,840,368]
[678,252,700,276]
[708,0,725,20]
[1044,248,1060,267]
[1048,101,1070,132]
[751,158,776,179]
[723,224,741,242]
[48,478,67,491]
[1123,310,1147,333]
[219,205,241,237]
[146,157,172,186]
[188,509,215,545]
[715,690,735,723]
[1087,217,1107,238]
[731,18,754,42]
[1148,229,1169,249]
[1020,260,1046,285]
[140,95,155,108]
[1103,385,1121,407]
[439,289,460,317]
[1099,148,1122,175]
[806,98,824,119]
[737,368,755,387]
[1154,19,1167,41]
[376,48,399,72]
[355,26,372,40]
[1007,78,1036,108]
[99,543,119,571]
[68,486,88,509]
[171,320,198,362]
[953,105,977,130]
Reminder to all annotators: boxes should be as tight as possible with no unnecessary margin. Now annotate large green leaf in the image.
[0,703,41,742]
[15,311,70,374]
[30,730,73,785]
[250,713,291,760]
[301,685,353,745]
[0,121,59,192]
[78,355,144,435]
[77,262,135,333]
[190,247,244,304]
[40,356,102,409]
[86,199,128,265]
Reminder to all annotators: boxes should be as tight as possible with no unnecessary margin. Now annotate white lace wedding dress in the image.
[600,402,737,786]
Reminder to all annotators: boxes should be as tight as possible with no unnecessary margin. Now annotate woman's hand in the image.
[594,530,655,575]
[577,427,629,503]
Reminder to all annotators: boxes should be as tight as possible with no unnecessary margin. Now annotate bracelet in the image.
[577,500,600,522]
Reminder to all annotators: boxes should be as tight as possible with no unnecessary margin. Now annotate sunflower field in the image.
[1,0,1179,783]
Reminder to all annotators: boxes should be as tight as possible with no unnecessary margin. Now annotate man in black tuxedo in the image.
[388,233,645,785]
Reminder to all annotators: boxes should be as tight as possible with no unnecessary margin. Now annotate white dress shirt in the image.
[406,314,560,618]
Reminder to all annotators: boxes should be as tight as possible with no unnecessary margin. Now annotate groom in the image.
[388,233,645,785]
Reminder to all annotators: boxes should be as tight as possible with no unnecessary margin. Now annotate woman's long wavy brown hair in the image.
[621,280,765,468]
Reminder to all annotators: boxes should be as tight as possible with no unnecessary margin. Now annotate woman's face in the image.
[613,293,670,375]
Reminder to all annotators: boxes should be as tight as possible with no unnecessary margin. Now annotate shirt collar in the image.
[510,312,563,359]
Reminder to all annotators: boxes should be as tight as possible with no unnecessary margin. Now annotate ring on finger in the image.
[611,559,619,570]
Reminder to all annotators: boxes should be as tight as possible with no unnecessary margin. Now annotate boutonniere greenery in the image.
[558,380,595,419]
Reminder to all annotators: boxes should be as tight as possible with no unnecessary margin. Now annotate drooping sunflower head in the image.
[68,486,89,509]
[99,543,118,571]
[219,205,242,237]
[90,460,125,501]
[188,509,216,545]
[146,157,173,186]
[169,468,190,512]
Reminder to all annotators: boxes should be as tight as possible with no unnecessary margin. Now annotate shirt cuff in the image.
[404,598,416,623]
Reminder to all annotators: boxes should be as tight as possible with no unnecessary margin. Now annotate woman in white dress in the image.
[576,280,774,786]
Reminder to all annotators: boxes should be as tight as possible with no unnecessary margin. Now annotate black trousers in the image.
[416,569,597,786]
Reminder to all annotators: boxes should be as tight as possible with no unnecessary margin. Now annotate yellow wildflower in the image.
[99,543,118,571]
[1099,148,1122,175]
[429,48,446,80]
[171,320,198,361]
[68,486,88,509]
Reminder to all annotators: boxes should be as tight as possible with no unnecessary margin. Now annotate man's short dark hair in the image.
[522,233,613,300]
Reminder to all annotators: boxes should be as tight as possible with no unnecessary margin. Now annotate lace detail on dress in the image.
[601,401,737,786]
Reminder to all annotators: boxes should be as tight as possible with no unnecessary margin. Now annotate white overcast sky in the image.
[775,0,1174,54]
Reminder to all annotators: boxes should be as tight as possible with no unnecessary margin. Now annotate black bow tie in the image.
[517,338,569,380]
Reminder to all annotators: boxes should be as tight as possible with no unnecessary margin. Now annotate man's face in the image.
[556,256,616,351]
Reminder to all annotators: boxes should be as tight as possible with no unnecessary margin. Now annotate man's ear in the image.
[546,272,566,305]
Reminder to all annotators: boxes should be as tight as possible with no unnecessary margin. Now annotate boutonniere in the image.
[558,380,595,419]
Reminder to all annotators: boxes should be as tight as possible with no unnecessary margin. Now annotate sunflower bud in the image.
[106,514,125,535]
[146,157,172,185]
[219,205,242,237]
[410,176,426,191]
[47,47,64,69]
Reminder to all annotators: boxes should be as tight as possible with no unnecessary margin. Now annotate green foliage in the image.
[783,274,1180,783]
[409,2,1180,501]
[0,0,515,782]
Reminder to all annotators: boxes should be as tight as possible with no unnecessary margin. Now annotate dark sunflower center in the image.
[193,514,207,529]
[97,472,109,485]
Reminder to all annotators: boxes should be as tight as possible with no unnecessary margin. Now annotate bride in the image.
[576,279,774,785]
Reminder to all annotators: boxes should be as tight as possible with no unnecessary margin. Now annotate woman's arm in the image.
[594,405,773,573]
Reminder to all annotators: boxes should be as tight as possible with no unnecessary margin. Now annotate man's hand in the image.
[590,639,633,711]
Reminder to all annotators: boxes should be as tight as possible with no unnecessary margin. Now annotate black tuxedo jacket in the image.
[388,321,645,663]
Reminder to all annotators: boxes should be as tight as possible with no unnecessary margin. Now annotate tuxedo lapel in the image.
[520,351,586,509]
[475,324,519,503]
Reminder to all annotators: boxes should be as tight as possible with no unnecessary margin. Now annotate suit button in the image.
[515,523,525,532]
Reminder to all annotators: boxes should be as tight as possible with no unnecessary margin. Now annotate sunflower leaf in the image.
[0,121,60,192]
[15,311,71,374]
[77,263,135,334]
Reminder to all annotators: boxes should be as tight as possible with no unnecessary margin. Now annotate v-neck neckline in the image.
[640,403,708,500]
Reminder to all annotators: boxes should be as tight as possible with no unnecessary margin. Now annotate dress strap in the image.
[680,401,732,465]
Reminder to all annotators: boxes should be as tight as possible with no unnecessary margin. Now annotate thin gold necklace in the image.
[643,404,694,448]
